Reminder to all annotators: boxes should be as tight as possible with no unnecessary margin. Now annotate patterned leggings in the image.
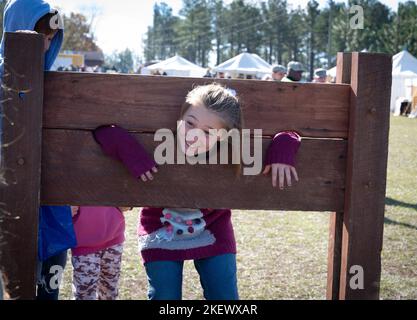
[71,243,123,300]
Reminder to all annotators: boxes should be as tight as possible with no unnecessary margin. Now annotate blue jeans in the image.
[144,254,239,300]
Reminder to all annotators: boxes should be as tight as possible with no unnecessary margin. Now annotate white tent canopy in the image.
[213,53,272,78]
[327,66,337,79]
[145,55,207,77]
[391,50,417,112]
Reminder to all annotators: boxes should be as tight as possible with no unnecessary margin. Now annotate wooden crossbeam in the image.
[43,72,350,138]
[41,130,346,211]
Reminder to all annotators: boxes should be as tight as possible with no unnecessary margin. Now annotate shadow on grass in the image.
[384,217,417,231]
[385,197,417,211]
[384,197,417,231]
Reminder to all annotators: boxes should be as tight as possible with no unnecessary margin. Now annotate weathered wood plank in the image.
[327,211,344,300]
[339,53,391,300]
[327,52,352,300]
[336,52,352,85]
[40,129,347,211]
[0,32,45,300]
[43,72,350,138]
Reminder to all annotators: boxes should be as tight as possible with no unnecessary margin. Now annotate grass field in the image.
[59,116,416,300]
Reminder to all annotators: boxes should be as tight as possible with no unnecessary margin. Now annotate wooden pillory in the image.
[0,33,392,300]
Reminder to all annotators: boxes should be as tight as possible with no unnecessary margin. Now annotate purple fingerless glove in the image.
[265,131,301,167]
[93,125,157,179]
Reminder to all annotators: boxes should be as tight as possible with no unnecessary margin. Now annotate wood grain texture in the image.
[339,53,392,300]
[0,33,45,300]
[336,52,352,85]
[43,72,350,138]
[327,211,344,300]
[41,130,347,211]
[326,53,352,300]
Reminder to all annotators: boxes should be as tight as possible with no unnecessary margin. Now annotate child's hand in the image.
[140,166,158,182]
[263,163,299,189]
[264,131,301,189]
[70,206,79,217]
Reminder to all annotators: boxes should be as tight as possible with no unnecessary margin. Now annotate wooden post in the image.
[326,212,344,299]
[326,52,352,300]
[0,33,45,299]
[339,52,392,299]
[336,52,352,85]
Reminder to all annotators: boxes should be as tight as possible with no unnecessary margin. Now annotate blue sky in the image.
[49,0,406,59]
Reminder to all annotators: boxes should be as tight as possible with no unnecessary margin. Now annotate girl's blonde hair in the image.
[180,83,243,130]
[180,83,244,175]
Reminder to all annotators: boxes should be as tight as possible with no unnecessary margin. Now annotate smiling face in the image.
[177,83,242,160]
[177,102,227,156]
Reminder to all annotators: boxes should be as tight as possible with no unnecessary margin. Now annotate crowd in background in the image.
[192,61,332,83]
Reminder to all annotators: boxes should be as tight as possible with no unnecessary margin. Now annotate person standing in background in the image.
[271,65,286,81]
[312,68,327,83]
[281,61,304,82]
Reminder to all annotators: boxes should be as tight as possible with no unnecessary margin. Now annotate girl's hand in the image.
[263,163,299,189]
[140,166,158,182]
[70,206,79,217]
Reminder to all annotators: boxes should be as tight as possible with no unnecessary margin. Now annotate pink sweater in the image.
[93,126,301,263]
[71,206,125,256]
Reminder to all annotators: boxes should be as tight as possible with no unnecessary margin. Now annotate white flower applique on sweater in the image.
[138,208,216,251]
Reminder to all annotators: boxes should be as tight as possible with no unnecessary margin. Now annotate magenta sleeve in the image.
[265,131,301,167]
[93,125,157,178]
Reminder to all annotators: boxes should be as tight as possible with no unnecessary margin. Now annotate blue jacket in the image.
[0,0,64,71]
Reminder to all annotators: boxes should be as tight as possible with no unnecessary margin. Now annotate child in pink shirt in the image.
[70,206,131,300]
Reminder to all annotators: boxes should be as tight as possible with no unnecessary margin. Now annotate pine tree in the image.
[260,0,289,64]
[139,0,417,70]
[306,0,320,80]
[61,12,100,52]
[396,1,417,56]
